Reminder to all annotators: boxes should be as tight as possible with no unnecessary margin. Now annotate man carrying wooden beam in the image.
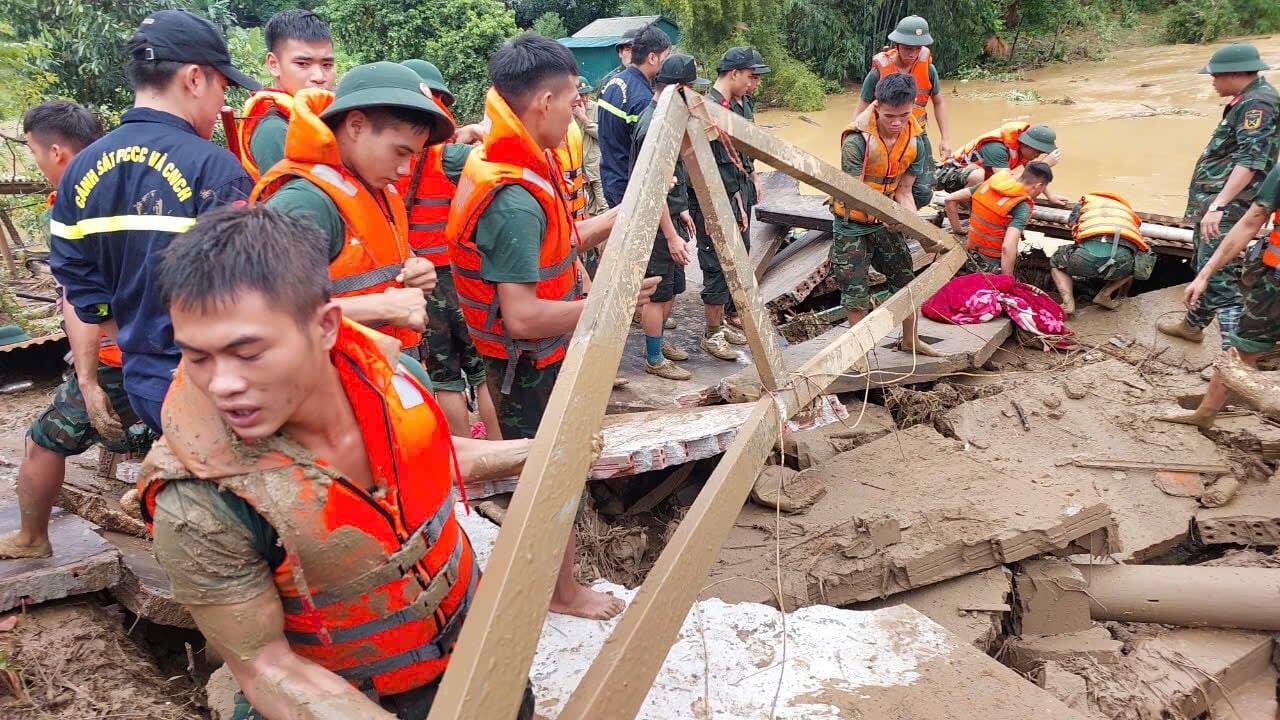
[447,33,655,619]
[829,72,942,356]
[1164,162,1280,430]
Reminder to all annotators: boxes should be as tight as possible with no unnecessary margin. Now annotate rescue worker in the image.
[576,77,606,217]
[943,161,1054,275]
[598,24,672,207]
[49,9,260,432]
[237,9,335,180]
[596,28,637,97]
[1157,43,1279,348]
[396,60,501,440]
[253,61,454,358]
[446,34,652,619]
[402,59,487,143]
[829,73,941,357]
[631,54,706,381]
[0,102,153,560]
[732,48,769,245]
[936,121,1067,208]
[138,205,539,720]
[694,46,757,361]
[854,16,952,209]
[1164,163,1280,430]
[1050,192,1149,315]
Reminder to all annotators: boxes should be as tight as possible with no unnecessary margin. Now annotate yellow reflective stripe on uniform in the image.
[597,99,639,123]
[50,215,198,240]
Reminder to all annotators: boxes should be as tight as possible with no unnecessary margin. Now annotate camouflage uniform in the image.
[1183,76,1280,344]
[1231,163,1280,353]
[483,356,560,441]
[417,267,486,393]
[28,364,153,456]
[831,225,917,311]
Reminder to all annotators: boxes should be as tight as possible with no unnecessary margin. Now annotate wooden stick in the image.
[1071,458,1229,474]
[680,107,787,392]
[426,87,691,720]
[625,462,696,517]
[0,207,20,278]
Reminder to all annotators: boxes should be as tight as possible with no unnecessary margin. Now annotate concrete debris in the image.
[854,566,1012,653]
[1036,661,1090,713]
[103,530,194,629]
[1150,470,1203,497]
[1014,560,1092,637]
[1198,474,1241,509]
[1003,627,1125,674]
[749,464,827,513]
[1196,479,1278,543]
[782,403,895,468]
[0,503,121,612]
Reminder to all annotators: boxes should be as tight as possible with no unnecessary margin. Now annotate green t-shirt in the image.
[859,64,942,103]
[248,111,288,176]
[833,131,928,237]
[1257,163,1280,213]
[441,143,474,185]
[264,177,347,260]
[975,142,1012,170]
[474,185,547,283]
[966,182,1032,231]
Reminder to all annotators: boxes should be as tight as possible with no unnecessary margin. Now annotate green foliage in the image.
[227,0,319,28]
[1161,0,1238,43]
[510,0,623,35]
[1230,0,1280,33]
[0,23,55,120]
[318,0,518,123]
[758,55,827,111]
[531,11,569,40]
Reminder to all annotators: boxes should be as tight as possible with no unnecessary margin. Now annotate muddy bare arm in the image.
[1186,202,1268,309]
[190,592,396,720]
[893,174,919,213]
[452,437,532,484]
[575,206,620,250]
[1001,227,1022,276]
[930,94,951,158]
[64,299,123,439]
[943,187,972,235]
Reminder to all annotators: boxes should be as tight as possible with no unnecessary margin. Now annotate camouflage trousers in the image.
[1186,224,1245,348]
[233,681,535,720]
[1229,256,1280,353]
[483,355,561,441]
[417,267,486,393]
[830,225,916,312]
[28,364,153,456]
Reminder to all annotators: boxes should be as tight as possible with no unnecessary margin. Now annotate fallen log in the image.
[1077,564,1280,631]
[1216,349,1280,421]
[931,192,1194,245]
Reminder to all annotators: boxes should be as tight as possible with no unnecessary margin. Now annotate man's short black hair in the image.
[1022,161,1054,185]
[124,33,213,91]
[874,72,917,108]
[490,33,579,112]
[158,205,331,325]
[264,10,332,55]
[630,25,672,66]
[22,101,102,153]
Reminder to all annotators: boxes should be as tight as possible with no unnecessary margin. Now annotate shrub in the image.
[1162,0,1238,43]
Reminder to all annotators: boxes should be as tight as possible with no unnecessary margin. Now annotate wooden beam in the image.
[426,87,691,720]
[748,222,787,280]
[680,106,787,392]
[557,247,968,720]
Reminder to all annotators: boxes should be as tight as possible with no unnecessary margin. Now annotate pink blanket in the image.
[922,273,1069,340]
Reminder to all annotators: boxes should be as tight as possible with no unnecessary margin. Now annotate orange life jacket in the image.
[1072,192,1149,251]
[945,121,1030,175]
[967,171,1033,259]
[398,145,456,267]
[1265,208,1280,269]
[871,47,933,125]
[238,90,294,182]
[552,121,587,221]
[250,88,421,353]
[138,319,476,697]
[830,103,922,224]
[447,87,580,393]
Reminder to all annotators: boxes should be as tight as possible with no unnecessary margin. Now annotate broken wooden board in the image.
[57,452,149,538]
[592,395,848,479]
[748,222,787,280]
[102,531,194,628]
[852,566,1012,653]
[757,230,933,312]
[705,424,1118,609]
[1207,412,1280,462]
[942,359,1222,562]
[722,315,1013,401]
[1067,285,1223,371]
[0,504,121,611]
[1195,480,1280,546]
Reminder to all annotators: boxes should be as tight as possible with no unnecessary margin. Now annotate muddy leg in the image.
[1050,267,1076,315]
[1092,275,1131,310]
[549,531,625,620]
[898,312,944,357]
[476,384,501,441]
[0,438,64,558]
[1158,349,1264,430]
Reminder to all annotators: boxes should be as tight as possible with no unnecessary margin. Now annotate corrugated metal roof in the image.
[0,331,67,353]
[559,36,623,49]
[572,15,662,38]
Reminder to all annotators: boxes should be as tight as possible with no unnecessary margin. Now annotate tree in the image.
[319,0,518,123]
[0,22,55,121]
[531,11,569,39]
[508,0,622,35]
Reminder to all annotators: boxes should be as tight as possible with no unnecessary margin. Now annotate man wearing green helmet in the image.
[1157,43,1279,348]
[854,16,951,209]
[574,76,607,217]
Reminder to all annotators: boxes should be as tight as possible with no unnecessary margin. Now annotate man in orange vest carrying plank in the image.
[1050,192,1150,315]
[829,73,942,357]
[447,34,655,619]
[138,205,538,719]
[943,162,1054,275]
[854,16,952,209]
[237,9,336,181]
[252,62,455,358]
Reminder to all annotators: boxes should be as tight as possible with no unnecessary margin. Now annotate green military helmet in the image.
[577,75,593,94]
[1018,124,1058,154]
[888,16,933,46]
[401,59,454,106]
[1199,43,1271,74]
[321,61,455,146]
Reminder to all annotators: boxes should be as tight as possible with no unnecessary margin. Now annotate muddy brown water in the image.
[757,36,1280,216]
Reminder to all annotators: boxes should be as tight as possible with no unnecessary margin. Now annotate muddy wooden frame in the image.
[427,88,968,720]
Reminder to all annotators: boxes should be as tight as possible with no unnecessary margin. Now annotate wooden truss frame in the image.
[428,86,968,720]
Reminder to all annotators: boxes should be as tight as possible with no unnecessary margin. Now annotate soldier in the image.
[943,162,1054,276]
[1163,162,1280,430]
[576,76,607,217]
[1157,43,1279,348]
[1050,191,1149,315]
[854,16,952,209]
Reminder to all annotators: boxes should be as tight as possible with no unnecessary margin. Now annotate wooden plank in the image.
[0,504,121,611]
[558,249,969,720]
[427,85,691,720]
[754,194,832,231]
[103,531,195,628]
[680,110,786,392]
[1070,458,1229,474]
[763,228,826,272]
[757,232,933,312]
[747,222,786,281]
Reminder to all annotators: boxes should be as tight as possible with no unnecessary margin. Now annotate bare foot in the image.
[1060,294,1077,316]
[0,530,53,559]
[550,583,626,620]
[612,377,630,388]
[1092,293,1119,310]
[1155,408,1218,430]
[898,338,945,358]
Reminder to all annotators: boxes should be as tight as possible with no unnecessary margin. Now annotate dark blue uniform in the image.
[597,66,653,207]
[49,108,251,430]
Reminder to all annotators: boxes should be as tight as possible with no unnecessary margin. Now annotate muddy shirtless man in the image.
[137,205,536,719]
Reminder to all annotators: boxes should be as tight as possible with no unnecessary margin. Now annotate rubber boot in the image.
[1156,316,1205,343]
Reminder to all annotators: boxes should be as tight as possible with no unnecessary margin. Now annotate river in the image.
[755,36,1280,216]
